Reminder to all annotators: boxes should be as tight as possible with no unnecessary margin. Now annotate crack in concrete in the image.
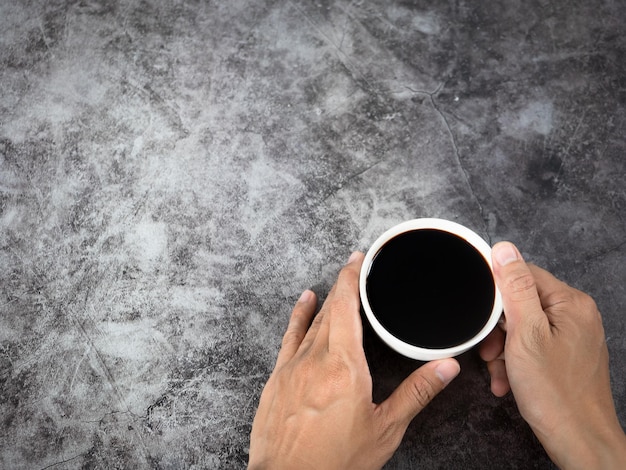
[555,109,586,185]
[405,84,493,245]
[39,453,84,470]
[582,239,626,263]
[288,0,378,94]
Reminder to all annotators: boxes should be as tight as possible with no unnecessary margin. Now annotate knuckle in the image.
[338,263,360,290]
[292,353,317,381]
[577,291,599,315]
[563,288,602,323]
[504,269,537,301]
[557,289,578,306]
[577,292,604,333]
[289,354,354,409]
[324,292,358,323]
[407,375,437,408]
[328,295,354,316]
[280,328,303,348]
[525,319,548,350]
[323,354,354,389]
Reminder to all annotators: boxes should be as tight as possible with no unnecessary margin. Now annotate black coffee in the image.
[365,229,494,349]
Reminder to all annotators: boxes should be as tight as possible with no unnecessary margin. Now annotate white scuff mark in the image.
[499,100,554,137]
[69,344,92,393]
[125,218,168,272]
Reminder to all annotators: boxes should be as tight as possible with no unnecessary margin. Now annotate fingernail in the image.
[493,242,520,267]
[298,289,314,303]
[347,251,361,264]
[435,360,460,386]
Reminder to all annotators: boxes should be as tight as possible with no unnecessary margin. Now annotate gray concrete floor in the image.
[1,0,625,468]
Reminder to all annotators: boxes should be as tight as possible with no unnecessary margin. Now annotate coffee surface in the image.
[366,229,495,349]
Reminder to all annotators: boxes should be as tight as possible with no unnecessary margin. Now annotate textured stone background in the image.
[1,0,625,468]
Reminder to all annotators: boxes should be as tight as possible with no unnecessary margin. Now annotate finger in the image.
[487,359,510,397]
[274,289,317,369]
[491,242,548,335]
[302,253,356,351]
[527,265,601,336]
[528,264,571,309]
[327,252,365,354]
[498,315,508,332]
[378,359,460,429]
[479,325,505,362]
[300,304,327,352]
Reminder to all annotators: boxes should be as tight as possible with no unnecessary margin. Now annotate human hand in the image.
[248,252,461,470]
[480,242,626,469]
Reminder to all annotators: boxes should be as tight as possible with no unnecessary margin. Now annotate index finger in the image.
[528,264,571,309]
[274,289,318,370]
[327,252,365,354]
[298,252,363,355]
[528,264,596,328]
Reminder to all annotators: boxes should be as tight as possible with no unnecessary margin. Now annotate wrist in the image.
[537,418,626,470]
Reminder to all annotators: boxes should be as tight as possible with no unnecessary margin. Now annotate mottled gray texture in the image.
[1,0,624,468]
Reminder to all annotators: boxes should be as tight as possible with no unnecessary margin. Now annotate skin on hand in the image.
[248,252,460,470]
[480,242,626,469]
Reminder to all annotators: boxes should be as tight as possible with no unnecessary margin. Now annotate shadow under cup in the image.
[359,219,503,361]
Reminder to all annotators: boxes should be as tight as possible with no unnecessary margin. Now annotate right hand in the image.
[480,242,626,469]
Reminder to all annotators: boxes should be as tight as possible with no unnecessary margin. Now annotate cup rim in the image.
[359,218,503,361]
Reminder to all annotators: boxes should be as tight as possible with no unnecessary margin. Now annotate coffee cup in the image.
[359,218,503,361]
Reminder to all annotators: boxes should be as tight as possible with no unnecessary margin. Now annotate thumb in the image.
[379,359,460,428]
[491,242,546,335]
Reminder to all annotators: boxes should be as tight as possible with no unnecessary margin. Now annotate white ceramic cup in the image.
[359,218,503,361]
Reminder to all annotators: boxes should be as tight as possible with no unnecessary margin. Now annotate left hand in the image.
[248,252,461,470]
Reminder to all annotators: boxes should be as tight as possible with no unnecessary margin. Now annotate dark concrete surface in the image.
[1,0,625,468]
